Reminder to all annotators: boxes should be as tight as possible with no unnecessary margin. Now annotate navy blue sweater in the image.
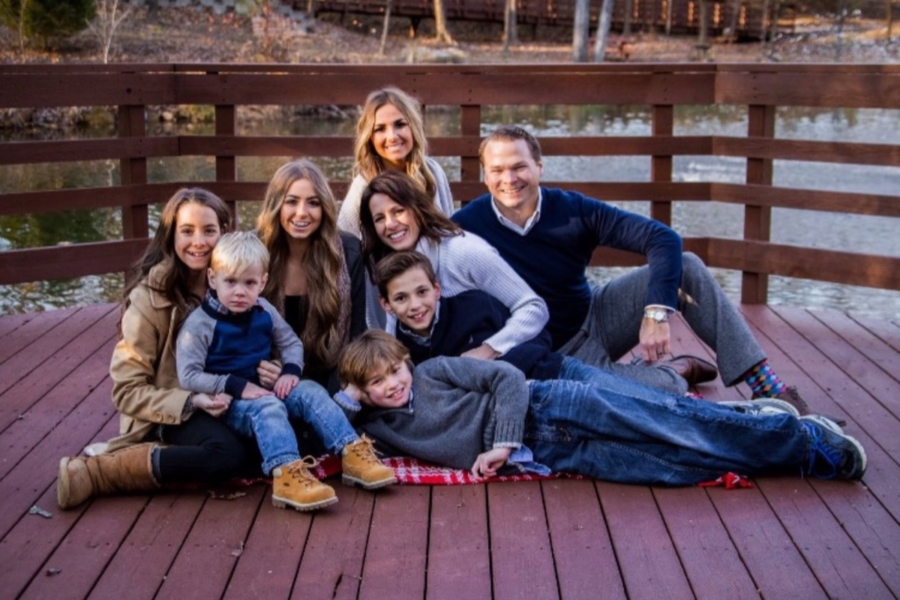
[396,289,563,381]
[453,187,683,349]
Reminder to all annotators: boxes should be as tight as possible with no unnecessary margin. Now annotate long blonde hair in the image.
[353,86,437,198]
[257,159,348,370]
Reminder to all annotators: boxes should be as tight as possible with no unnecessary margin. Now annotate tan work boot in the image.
[341,435,396,490]
[57,443,159,510]
[271,457,337,511]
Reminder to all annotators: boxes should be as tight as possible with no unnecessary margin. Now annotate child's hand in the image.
[273,374,299,399]
[242,382,271,399]
[471,447,512,479]
[192,392,231,418]
[342,383,363,403]
[257,360,282,389]
[460,343,500,361]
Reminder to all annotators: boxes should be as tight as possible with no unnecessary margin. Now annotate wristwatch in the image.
[644,308,668,323]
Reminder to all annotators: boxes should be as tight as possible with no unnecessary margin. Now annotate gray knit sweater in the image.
[356,356,528,471]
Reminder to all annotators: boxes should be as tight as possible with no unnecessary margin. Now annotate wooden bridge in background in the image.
[0,63,899,598]
[308,0,794,39]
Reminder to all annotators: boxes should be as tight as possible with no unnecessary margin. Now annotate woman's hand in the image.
[191,392,231,418]
[242,382,271,399]
[273,374,299,399]
[460,343,500,361]
[257,360,282,389]
[471,447,512,479]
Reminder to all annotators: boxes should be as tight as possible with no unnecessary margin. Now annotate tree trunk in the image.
[698,0,709,47]
[572,0,590,62]
[433,0,453,43]
[379,0,392,55]
[888,0,894,42]
[593,0,615,61]
[503,0,518,49]
[624,0,633,35]
[666,0,673,35]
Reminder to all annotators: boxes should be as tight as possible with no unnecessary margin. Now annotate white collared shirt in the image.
[490,189,543,236]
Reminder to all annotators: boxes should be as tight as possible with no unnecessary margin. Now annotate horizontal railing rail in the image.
[1,63,899,303]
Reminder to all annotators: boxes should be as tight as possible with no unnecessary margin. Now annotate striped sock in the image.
[743,360,787,398]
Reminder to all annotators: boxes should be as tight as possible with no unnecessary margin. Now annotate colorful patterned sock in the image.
[743,359,787,398]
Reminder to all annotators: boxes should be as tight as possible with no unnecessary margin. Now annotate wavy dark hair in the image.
[358,171,461,277]
[122,187,231,332]
[257,159,346,369]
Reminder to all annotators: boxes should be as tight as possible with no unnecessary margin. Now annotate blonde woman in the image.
[257,159,366,394]
[338,86,454,238]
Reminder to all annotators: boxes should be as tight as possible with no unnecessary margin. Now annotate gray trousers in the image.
[559,252,767,395]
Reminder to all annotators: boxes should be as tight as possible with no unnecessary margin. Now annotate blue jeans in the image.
[224,380,358,475]
[525,374,809,486]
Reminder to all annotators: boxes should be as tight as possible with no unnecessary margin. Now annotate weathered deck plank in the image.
[1,305,898,600]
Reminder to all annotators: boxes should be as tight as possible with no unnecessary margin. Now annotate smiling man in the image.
[453,124,821,418]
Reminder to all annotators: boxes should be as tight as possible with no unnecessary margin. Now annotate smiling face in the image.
[369,192,421,251]
[174,202,222,273]
[207,262,267,314]
[371,102,414,169]
[279,177,322,241]
[481,138,543,220]
[380,266,441,337]
[361,358,414,409]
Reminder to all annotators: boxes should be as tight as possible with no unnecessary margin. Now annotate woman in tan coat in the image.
[57,188,258,509]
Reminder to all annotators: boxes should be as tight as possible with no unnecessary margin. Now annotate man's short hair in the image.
[479,124,543,164]
[373,251,438,300]
[338,330,412,388]
[210,231,269,276]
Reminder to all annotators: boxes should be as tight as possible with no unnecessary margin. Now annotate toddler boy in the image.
[176,231,395,512]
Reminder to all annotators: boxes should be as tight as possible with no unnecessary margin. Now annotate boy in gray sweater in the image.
[336,330,866,485]
[176,232,395,511]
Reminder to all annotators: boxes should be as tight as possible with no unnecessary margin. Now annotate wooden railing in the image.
[1,63,898,304]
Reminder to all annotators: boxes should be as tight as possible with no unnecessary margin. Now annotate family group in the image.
[57,86,865,513]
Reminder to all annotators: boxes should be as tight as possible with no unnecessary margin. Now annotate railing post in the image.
[651,104,674,227]
[743,104,775,304]
[216,104,238,226]
[460,104,482,203]
[119,104,148,240]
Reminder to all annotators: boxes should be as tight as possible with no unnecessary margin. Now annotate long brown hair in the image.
[353,86,437,197]
[358,171,461,275]
[257,159,347,369]
[122,187,231,329]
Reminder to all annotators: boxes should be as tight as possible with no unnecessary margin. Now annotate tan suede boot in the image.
[341,435,396,490]
[271,457,337,512]
[57,443,160,510]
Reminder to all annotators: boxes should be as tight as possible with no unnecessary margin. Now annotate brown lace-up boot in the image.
[271,456,337,511]
[341,435,396,490]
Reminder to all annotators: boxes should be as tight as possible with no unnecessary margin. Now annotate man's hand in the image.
[471,447,512,479]
[460,343,500,361]
[639,318,671,363]
[192,392,231,418]
[242,382,271,399]
[273,374,299,399]
[257,360,282,389]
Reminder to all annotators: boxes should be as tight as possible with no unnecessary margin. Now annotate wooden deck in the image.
[1,302,899,600]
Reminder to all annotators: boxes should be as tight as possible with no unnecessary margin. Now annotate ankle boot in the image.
[57,443,159,510]
[341,435,396,490]
[271,457,337,512]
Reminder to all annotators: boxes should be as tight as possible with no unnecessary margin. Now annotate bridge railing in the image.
[1,63,898,304]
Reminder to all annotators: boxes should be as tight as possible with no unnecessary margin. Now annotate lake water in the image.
[1,104,898,318]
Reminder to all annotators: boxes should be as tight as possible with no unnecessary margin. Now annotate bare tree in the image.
[593,0,615,61]
[572,0,590,62]
[379,0,392,55]
[623,0,633,35]
[87,0,132,63]
[503,0,518,50]
[433,0,454,43]
[888,0,894,42]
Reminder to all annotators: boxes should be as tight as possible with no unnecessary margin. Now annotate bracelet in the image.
[180,392,195,420]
